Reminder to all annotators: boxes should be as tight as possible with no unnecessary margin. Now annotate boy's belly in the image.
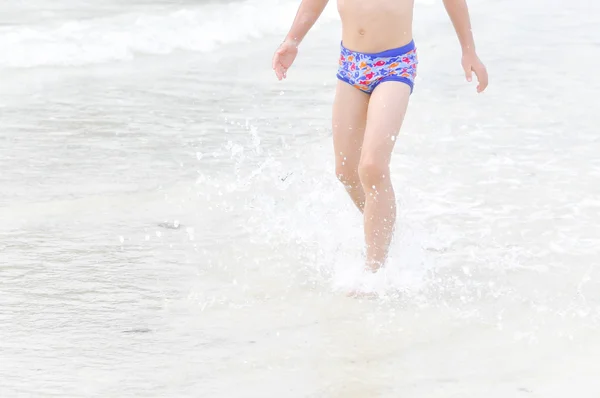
[337,0,414,52]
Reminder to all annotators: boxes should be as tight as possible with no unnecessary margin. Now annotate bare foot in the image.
[344,268,385,299]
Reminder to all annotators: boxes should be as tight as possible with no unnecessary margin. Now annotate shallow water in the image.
[1,0,600,396]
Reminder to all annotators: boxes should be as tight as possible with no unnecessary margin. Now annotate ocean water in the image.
[1,0,600,396]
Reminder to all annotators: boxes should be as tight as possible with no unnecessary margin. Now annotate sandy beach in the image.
[2,0,600,396]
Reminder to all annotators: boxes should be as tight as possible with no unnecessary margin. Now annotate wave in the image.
[0,0,339,69]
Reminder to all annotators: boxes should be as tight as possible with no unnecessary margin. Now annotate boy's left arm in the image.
[442,0,488,93]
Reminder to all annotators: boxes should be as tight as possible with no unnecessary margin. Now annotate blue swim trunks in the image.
[336,40,418,94]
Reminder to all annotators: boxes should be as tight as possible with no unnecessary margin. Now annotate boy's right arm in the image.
[273,0,329,80]
[284,0,330,46]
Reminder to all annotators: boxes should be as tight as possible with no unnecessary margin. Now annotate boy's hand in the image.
[272,40,299,80]
[461,51,488,93]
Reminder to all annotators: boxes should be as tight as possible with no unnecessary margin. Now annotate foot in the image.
[365,259,384,273]
[344,268,385,299]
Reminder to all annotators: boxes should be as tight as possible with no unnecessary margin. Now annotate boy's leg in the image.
[332,80,370,212]
[358,81,411,271]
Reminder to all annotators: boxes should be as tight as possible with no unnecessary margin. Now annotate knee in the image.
[358,158,389,189]
[335,163,358,186]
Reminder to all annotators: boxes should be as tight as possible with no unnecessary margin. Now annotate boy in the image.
[272,0,488,272]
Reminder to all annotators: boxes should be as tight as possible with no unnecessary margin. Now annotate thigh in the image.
[361,82,411,165]
[332,80,370,168]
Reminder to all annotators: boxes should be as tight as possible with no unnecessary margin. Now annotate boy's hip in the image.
[336,40,418,94]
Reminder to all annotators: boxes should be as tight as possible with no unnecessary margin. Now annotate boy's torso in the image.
[337,0,415,52]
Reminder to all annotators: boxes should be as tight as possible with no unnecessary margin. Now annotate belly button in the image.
[359,29,365,36]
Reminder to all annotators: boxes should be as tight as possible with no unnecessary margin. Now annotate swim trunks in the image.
[336,40,418,94]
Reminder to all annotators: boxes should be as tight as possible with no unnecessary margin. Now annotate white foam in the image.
[0,0,340,69]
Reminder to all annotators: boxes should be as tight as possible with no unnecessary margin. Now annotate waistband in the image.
[340,40,415,58]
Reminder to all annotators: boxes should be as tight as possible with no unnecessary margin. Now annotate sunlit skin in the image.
[272,0,488,276]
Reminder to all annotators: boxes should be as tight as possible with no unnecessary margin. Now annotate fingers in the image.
[272,56,285,81]
[273,64,286,80]
[272,50,288,81]
[273,63,283,80]
[474,64,489,93]
[271,52,278,73]
[464,64,473,83]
